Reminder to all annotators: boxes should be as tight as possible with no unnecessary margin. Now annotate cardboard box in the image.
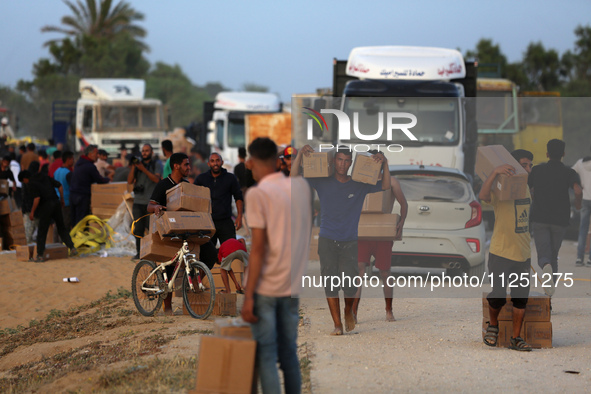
[362,189,394,213]
[33,243,69,261]
[3,235,27,249]
[139,233,181,262]
[212,272,243,293]
[194,336,256,394]
[155,211,216,244]
[214,319,253,339]
[6,225,26,240]
[0,237,2,251]
[6,211,23,227]
[0,180,8,196]
[303,150,335,178]
[91,207,117,219]
[0,198,11,215]
[482,319,552,349]
[358,213,400,241]
[475,145,528,200]
[123,193,134,217]
[351,152,382,185]
[16,244,36,262]
[213,292,238,316]
[166,183,211,213]
[91,182,129,194]
[91,193,124,210]
[523,321,553,348]
[482,292,551,322]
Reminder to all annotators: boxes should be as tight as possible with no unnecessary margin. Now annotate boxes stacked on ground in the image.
[0,210,27,250]
[91,182,129,219]
[482,292,552,348]
[139,183,215,262]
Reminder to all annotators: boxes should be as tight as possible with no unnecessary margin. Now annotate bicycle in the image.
[131,231,215,319]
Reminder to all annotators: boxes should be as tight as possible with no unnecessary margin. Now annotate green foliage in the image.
[241,82,269,92]
[145,62,215,128]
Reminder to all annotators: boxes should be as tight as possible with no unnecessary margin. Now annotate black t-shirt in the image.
[528,159,580,226]
[29,174,61,204]
[0,169,15,182]
[149,176,189,206]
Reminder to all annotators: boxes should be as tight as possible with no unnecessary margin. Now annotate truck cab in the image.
[207,92,281,168]
[75,79,168,156]
[331,46,478,178]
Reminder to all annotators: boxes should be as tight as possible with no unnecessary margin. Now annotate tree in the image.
[521,42,561,91]
[465,39,508,76]
[42,0,149,51]
[145,62,211,127]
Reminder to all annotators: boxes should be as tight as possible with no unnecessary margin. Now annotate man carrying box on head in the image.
[147,153,218,316]
[217,236,248,294]
[480,149,534,351]
[292,145,391,335]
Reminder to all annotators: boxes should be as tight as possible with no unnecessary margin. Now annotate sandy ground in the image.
[1,239,591,392]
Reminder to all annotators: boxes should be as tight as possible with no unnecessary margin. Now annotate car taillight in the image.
[466,238,480,253]
[465,200,482,228]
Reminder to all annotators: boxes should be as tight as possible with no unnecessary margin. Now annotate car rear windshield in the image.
[395,174,472,202]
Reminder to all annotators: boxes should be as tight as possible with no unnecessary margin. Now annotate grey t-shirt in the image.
[133,159,163,205]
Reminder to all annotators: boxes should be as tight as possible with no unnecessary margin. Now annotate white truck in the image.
[326,46,478,178]
[74,79,168,155]
[206,91,287,168]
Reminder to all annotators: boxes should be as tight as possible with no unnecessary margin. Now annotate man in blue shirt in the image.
[292,145,390,335]
[53,151,74,230]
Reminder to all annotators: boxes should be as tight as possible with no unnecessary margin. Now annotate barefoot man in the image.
[292,145,390,335]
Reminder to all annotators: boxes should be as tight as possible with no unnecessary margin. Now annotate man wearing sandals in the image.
[479,150,534,351]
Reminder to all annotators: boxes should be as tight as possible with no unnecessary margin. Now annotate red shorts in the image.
[357,240,393,271]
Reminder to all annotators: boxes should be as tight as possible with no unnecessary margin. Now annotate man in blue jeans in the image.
[241,138,312,393]
[572,144,591,266]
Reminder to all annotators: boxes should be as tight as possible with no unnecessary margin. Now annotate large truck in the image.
[206,92,290,168]
[324,46,478,177]
[73,79,168,155]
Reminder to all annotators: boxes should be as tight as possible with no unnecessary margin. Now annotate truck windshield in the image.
[98,105,161,130]
[227,118,245,148]
[342,97,460,145]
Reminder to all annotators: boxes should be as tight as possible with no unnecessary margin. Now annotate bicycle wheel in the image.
[132,260,164,316]
[183,259,215,319]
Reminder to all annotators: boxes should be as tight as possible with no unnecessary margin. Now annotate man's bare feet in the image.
[386,310,396,322]
[344,310,356,332]
[330,325,344,336]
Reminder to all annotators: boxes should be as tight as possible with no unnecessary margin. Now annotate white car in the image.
[390,165,486,277]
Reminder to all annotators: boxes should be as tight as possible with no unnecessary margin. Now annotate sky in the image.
[1,0,590,103]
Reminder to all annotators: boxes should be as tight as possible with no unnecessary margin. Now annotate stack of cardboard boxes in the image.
[482,292,552,348]
[91,182,131,219]
[0,206,27,251]
[475,145,529,201]
[140,182,215,261]
[192,319,255,394]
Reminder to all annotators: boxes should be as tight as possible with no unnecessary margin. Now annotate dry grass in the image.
[0,287,314,393]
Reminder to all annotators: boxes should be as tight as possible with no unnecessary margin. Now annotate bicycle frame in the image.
[140,239,201,296]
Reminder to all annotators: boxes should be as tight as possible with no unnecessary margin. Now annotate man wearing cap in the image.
[281,146,296,176]
[95,149,115,179]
